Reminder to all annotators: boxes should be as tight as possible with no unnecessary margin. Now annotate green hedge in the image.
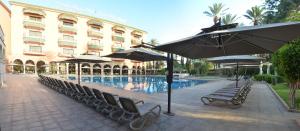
[253,74,284,84]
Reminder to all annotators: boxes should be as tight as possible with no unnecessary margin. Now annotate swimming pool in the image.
[69,76,207,94]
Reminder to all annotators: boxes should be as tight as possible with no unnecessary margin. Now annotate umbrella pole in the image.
[78,62,80,85]
[236,62,239,88]
[164,53,174,116]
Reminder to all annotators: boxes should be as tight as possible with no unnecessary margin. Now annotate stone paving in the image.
[0,74,299,131]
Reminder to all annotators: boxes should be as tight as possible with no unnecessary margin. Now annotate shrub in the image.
[253,74,284,84]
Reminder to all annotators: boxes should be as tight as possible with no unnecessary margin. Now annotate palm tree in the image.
[244,6,265,25]
[222,14,238,25]
[149,39,158,46]
[203,3,228,24]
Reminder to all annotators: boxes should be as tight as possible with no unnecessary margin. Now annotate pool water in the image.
[69,76,207,94]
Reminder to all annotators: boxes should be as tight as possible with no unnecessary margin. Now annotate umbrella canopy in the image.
[81,66,90,69]
[207,55,263,63]
[155,22,300,58]
[93,66,101,69]
[25,63,35,67]
[131,42,155,49]
[64,55,110,63]
[104,48,166,62]
[62,54,110,85]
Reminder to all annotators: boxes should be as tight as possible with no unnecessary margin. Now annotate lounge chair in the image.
[118,97,161,130]
[82,86,97,106]
[101,92,122,117]
[92,89,108,111]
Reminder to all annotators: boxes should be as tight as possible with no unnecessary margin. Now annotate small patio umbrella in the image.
[93,67,101,70]
[25,63,35,67]
[104,48,166,62]
[62,54,110,85]
[207,55,263,87]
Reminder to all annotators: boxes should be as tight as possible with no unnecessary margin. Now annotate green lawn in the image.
[272,83,300,110]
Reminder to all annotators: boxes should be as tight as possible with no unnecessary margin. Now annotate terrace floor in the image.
[0,74,299,131]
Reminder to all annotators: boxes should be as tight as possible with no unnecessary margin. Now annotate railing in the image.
[131,39,142,45]
[87,42,103,50]
[23,19,45,29]
[58,52,76,58]
[58,38,77,48]
[23,35,45,44]
[58,24,77,33]
[112,35,125,42]
[111,44,124,52]
[23,49,45,56]
[87,29,103,38]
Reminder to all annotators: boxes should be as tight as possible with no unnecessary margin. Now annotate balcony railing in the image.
[112,36,125,42]
[23,19,45,30]
[87,29,103,38]
[87,42,103,50]
[111,45,124,52]
[23,35,45,44]
[58,38,77,48]
[58,52,76,58]
[23,49,45,56]
[58,24,77,34]
[131,39,142,45]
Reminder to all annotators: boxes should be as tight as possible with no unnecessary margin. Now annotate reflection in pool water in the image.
[69,76,207,94]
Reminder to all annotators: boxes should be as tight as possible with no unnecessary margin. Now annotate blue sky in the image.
[3,0,264,43]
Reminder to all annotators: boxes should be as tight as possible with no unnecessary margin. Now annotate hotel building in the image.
[8,1,149,75]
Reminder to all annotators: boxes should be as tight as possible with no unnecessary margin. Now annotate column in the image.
[34,65,37,75]
[110,66,113,75]
[267,63,271,75]
[66,63,69,76]
[259,61,263,75]
[23,64,26,74]
[56,63,60,75]
[101,65,104,75]
[75,63,78,75]
[120,66,123,75]
[90,64,93,75]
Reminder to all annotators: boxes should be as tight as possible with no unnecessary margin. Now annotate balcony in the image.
[112,36,125,42]
[23,50,45,56]
[87,29,103,38]
[58,24,77,34]
[111,44,124,52]
[58,52,76,58]
[58,38,77,48]
[23,19,45,30]
[23,36,45,45]
[131,39,142,45]
[87,42,103,51]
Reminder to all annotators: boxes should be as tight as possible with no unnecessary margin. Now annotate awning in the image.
[112,25,125,33]
[58,13,78,22]
[87,19,103,27]
[23,8,46,17]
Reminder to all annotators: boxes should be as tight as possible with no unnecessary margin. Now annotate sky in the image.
[2,0,264,43]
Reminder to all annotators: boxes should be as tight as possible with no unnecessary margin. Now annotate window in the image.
[29,16,42,22]
[91,26,100,31]
[63,21,74,27]
[63,48,74,55]
[63,35,74,41]
[29,46,42,53]
[29,30,42,37]
[91,39,100,44]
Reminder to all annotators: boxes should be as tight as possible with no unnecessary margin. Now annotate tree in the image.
[222,14,238,25]
[203,3,228,24]
[244,6,265,25]
[272,41,300,110]
[149,39,158,46]
[264,0,300,23]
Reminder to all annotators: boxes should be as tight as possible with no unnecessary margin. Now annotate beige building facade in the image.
[0,0,10,86]
[9,1,148,75]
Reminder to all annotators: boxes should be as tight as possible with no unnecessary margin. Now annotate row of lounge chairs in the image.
[38,75,161,130]
[201,79,252,106]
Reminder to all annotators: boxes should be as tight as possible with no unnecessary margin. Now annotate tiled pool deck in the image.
[0,74,299,131]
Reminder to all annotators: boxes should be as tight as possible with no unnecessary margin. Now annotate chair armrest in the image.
[135,100,144,105]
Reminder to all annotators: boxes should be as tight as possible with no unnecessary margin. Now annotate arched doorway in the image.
[137,66,141,75]
[122,66,128,75]
[93,64,101,75]
[13,59,24,73]
[69,63,76,74]
[142,67,145,75]
[104,65,111,75]
[113,65,120,75]
[36,61,46,74]
[81,63,90,75]
[25,60,35,74]
[132,66,136,75]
